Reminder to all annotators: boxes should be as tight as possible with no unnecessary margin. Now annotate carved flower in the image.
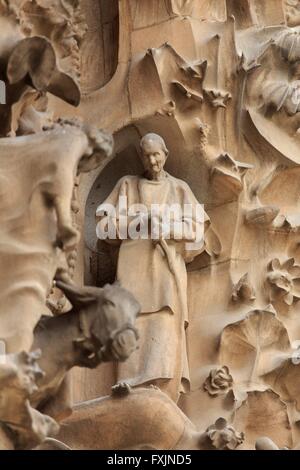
[203,366,233,397]
[266,258,300,305]
[206,418,244,450]
[204,88,232,108]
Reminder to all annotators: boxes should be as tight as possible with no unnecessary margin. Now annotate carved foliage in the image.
[211,153,253,201]
[19,0,87,79]
[219,308,290,378]
[205,418,244,450]
[232,273,256,302]
[266,258,300,305]
[234,390,292,449]
[284,0,300,26]
[204,88,232,108]
[203,366,233,397]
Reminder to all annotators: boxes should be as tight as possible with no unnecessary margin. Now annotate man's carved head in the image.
[140,133,169,177]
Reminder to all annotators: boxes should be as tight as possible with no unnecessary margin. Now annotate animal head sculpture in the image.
[56,281,140,367]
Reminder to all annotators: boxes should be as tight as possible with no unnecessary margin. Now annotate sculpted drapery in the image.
[96,134,210,401]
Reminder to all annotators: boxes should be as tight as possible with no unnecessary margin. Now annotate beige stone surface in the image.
[1,0,300,451]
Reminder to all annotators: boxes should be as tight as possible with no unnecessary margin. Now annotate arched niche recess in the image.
[74,116,209,403]
[83,114,204,289]
[80,0,119,93]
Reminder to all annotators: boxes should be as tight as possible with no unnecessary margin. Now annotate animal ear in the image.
[55,281,96,308]
[7,37,56,90]
[7,36,80,106]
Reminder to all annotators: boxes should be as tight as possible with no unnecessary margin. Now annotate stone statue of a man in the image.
[96,133,210,402]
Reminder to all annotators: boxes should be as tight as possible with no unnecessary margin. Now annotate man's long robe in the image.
[96,173,210,391]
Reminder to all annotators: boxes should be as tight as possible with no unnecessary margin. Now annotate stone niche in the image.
[80,0,119,93]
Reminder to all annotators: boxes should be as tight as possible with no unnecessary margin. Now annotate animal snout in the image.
[103,328,138,362]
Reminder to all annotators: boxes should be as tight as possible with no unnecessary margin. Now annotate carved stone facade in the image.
[1,0,300,451]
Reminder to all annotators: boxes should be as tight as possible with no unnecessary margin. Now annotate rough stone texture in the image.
[70,0,300,450]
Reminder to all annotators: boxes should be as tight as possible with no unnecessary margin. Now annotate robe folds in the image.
[96,173,210,391]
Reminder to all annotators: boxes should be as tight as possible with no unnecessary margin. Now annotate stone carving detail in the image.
[219,307,290,380]
[255,436,281,450]
[276,30,300,63]
[204,89,232,108]
[166,0,195,17]
[203,366,233,397]
[205,418,244,450]
[0,350,59,449]
[232,273,256,302]
[96,133,210,403]
[171,55,207,103]
[211,153,253,201]
[0,7,82,137]
[0,119,113,354]
[234,390,292,449]
[17,0,87,80]
[31,281,140,415]
[262,80,300,115]
[2,0,300,453]
[53,387,225,450]
[284,0,300,26]
[244,164,282,227]
[266,258,300,305]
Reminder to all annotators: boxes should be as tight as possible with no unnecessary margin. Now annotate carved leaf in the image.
[180,60,207,80]
[263,355,300,410]
[245,206,280,226]
[172,81,203,102]
[7,36,80,106]
[211,153,253,201]
[7,37,56,89]
[234,390,292,449]
[219,308,290,380]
